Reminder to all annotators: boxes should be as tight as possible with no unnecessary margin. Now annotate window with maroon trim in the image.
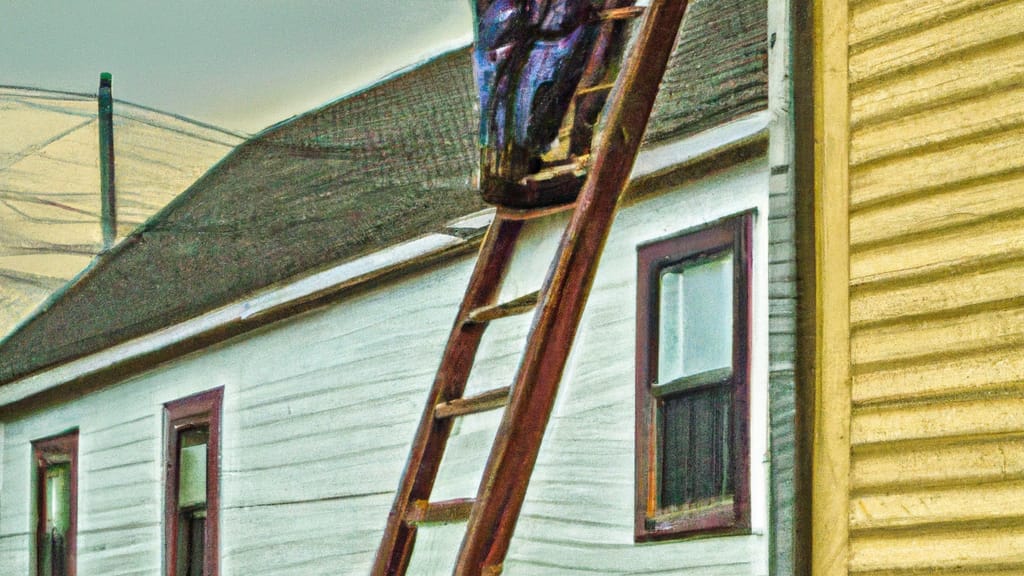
[33,430,78,576]
[635,213,752,542]
[165,388,222,576]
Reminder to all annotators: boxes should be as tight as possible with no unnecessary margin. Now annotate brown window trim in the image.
[635,212,753,542]
[33,430,79,576]
[165,388,222,576]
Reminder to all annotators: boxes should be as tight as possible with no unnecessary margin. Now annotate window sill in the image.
[636,497,749,542]
[650,366,733,398]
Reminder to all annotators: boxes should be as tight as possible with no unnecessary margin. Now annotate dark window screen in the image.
[659,385,732,509]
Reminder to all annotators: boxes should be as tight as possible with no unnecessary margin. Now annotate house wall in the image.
[766,0,798,571]
[0,158,771,575]
[812,0,1024,573]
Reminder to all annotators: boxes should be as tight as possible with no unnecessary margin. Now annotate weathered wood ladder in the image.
[372,1,691,573]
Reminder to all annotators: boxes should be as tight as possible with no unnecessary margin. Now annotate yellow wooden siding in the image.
[849,0,1024,85]
[850,528,1024,574]
[852,395,1024,447]
[849,172,1024,247]
[850,38,1024,128]
[850,128,1024,209]
[851,260,1024,326]
[852,303,1024,367]
[851,437,1024,493]
[850,85,1024,166]
[849,0,1005,47]
[850,211,1024,285]
[852,349,1024,406]
[851,480,1024,531]
[842,0,1024,572]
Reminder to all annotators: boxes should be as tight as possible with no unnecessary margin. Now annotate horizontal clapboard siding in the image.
[849,172,1024,249]
[846,0,1024,572]
[850,85,1024,167]
[0,372,203,574]
[850,36,1024,129]
[850,129,1024,210]
[850,527,1024,574]
[766,0,798,568]
[850,259,1024,326]
[848,0,1024,85]
[0,160,770,575]
[851,394,1024,447]
[501,159,771,574]
[849,0,1005,47]
[850,212,1024,285]
[852,436,1024,494]
[851,480,1024,532]
[851,302,1024,367]
[852,347,1024,407]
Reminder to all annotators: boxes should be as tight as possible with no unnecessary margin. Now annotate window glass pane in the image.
[176,427,208,576]
[657,250,733,383]
[178,428,208,509]
[42,462,71,576]
[46,463,71,533]
[659,385,732,510]
[177,512,206,576]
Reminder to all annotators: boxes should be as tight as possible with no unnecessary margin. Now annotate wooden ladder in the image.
[372,1,692,573]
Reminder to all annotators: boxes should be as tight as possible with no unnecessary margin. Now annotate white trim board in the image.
[0,111,769,408]
[630,110,769,179]
[0,234,467,407]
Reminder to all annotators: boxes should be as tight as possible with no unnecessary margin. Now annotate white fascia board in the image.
[446,208,498,231]
[0,110,769,407]
[630,110,769,179]
[0,233,468,407]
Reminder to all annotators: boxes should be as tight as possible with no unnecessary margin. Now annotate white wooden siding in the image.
[0,159,769,575]
[766,0,798,570]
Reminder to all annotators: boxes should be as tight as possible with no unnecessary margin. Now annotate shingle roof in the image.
[0,0,766,385]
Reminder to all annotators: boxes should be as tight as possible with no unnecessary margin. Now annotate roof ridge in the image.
[252,42,473,140]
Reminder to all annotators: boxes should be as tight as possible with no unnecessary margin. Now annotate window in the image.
[33,431,78,576]
[165,389,222,576]
[635,213,752,541]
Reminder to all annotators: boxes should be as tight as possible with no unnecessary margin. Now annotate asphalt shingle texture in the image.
[0,0,766,385]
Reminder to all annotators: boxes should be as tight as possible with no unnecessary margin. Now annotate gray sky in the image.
[3,1,473,134]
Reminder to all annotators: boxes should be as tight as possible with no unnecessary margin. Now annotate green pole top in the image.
[100,72,112,87]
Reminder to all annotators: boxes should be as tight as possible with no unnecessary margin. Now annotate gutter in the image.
[0,110,769,411]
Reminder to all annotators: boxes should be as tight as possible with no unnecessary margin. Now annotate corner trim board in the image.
[811,0,852,573]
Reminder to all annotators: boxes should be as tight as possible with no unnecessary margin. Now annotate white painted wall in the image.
[0,157,769,575]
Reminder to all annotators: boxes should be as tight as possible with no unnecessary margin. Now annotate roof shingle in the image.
[0,0,766,385]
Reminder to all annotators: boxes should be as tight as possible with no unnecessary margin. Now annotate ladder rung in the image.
[406,498,475,525]
[373,0,690,569]
[465,291,540,324]
[576,82,615,97]
[599,6,646,20]
[435,386,511,419]
[519,159,587,184]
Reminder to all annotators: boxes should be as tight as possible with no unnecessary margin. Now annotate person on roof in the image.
[472,0,634,208]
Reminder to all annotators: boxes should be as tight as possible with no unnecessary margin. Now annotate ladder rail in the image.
[455,0,694,572]
[372,0,693,572]
[372,218,524,575]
